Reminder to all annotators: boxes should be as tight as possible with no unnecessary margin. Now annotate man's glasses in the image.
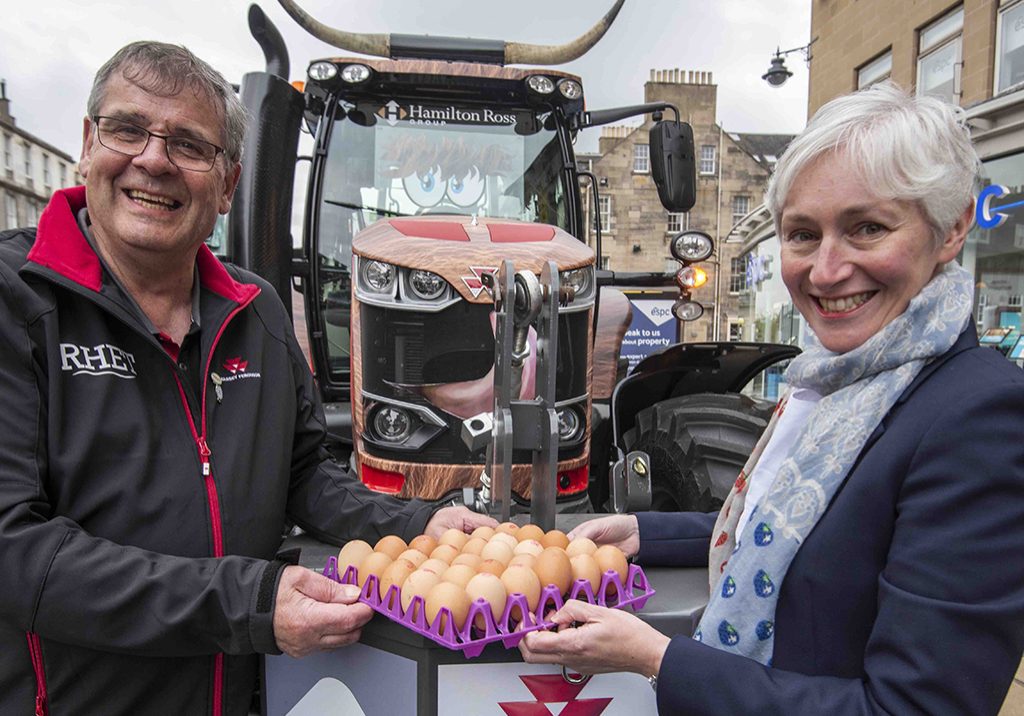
[92,116,224,172]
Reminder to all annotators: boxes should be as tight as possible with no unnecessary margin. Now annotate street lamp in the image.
[762,37,818,88]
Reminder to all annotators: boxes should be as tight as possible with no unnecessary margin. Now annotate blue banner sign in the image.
[621,298,679,373]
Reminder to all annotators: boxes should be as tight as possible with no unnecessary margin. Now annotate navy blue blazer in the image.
[636,325,1024,715]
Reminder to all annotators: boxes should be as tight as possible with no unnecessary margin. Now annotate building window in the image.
[728,320,744,342]
[5,193,16,229]
[59,163,67,187]
[997,2,1024,93]
[730,256,748,292]
[3,134,11,171]
[596,195,613,232]
[42,154,51,189]
[667,212,688,233]
[26,202,38,226]
[917,6,963,104]
[576,158,593,174]
[600,255,610,269]
[732,195,750,226]
[858,50,893,89]
[22,142,31,181]
[633,144,650,174]
[699,145,716,175]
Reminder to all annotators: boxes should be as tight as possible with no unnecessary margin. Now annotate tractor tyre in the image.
[621,393,773,513]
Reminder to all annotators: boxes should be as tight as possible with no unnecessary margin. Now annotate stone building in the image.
[587,68,792,343]
[1,81,81,231]
[731,1,1024,373]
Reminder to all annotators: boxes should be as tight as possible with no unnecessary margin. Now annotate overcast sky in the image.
[1,0,811,162]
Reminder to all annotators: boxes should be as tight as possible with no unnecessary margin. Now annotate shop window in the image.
[732,195,750,226]
[858,50,893,89]
[700,145,716,175]
[667,211,688,233]
[633,144,649,174]
[916,6,963,104]
[997,1,1024,93]
[729,256,747,293]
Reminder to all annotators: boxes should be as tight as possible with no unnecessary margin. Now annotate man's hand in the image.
[273,565,374,658]
[519,599,670,677]
[568,514,640,558]
[424,506,498,539]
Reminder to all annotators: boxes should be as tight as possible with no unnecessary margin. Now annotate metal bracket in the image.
[610,449,652,513]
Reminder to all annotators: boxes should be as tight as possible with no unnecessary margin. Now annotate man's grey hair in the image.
[87,41,248,165]
[766,82,980,245]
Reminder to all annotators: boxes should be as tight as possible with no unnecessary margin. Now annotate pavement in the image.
[1000,657,1024,716]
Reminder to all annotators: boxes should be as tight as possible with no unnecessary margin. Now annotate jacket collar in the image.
[27,186,258,305]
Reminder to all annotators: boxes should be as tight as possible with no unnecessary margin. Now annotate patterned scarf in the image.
[695,262,974,665]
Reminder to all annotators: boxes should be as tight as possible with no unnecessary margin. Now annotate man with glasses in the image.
[0,41,493,715]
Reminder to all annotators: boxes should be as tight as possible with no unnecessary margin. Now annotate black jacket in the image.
[0,186,435,715]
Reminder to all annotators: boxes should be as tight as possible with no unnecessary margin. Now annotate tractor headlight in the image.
[527,75,556,94]
[340,63,372,84]
[372,405,413,443]
[308,61,338,81]
[408,269,447,300]
[556,405,584,443]
[360,259,397,294]
[558,79,583,99]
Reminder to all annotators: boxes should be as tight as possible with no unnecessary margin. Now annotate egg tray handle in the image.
[321,557,655,659]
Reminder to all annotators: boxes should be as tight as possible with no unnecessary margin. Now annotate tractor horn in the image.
[276,0,625,66]
[504,0,624,65]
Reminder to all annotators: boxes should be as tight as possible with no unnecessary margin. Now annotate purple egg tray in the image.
[322,557,655,658]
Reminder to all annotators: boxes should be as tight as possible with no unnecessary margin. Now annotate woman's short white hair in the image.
[766,82,980,244]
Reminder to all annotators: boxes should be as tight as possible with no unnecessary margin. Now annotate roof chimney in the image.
[0,80,13,125]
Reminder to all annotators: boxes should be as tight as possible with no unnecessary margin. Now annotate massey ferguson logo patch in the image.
[217,357,261,382]
[223,357,248,374]
[60,343,137,379]
[461,266,498,299]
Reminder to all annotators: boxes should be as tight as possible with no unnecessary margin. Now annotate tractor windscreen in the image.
[310,99,570,389]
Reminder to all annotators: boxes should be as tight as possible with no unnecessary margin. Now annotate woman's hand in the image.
[519,599,670,677]
[568,514,640,558]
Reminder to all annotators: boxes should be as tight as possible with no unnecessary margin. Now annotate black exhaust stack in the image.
[228,4,304,318]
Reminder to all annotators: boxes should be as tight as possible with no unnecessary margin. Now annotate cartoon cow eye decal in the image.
[447,168,486,208]
[402,166,446,208]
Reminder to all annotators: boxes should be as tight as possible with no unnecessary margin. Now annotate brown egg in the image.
[397,549,427,568]
[489,532,519,551]
[534,547,573,596]
[480,540,514,566]
[565,537,598,558]
[374,535,408,561]
[477,558,506,578]
[460,537,487,556]
[451,553,483,571]
[570,554,602,598]
[513,539,544,557]
[541,529,571,550]
[438,528,470,551]
[401,569,441,619]
[424,581,471,633]
[508,553,537,571]
[357,551,394,592]
[419,558,450,576]
[337,540,373,581]
[378,558,417,609]
[515,524,545,543]
[500,566,541,623]
[409,534,438,556]
[465,572,507,630]
[429,544,460,564]
[495,521,520,536]
[440,564,476,589]
[593,545,629,597]
[471,525,496,541]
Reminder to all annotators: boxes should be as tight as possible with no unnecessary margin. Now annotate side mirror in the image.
[649,120,696,212]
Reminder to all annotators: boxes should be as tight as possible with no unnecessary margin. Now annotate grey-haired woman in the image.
[520,83,1024,715]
